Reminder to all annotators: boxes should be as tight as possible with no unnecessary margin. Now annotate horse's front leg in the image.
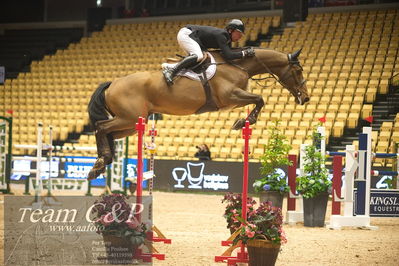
[227,88,264,130]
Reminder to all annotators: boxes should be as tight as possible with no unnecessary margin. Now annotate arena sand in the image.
[1,189,398,266]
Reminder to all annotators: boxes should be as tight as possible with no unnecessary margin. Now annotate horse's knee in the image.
[95,119,113,134]
[103,152,113,165]
[95,125,107,135]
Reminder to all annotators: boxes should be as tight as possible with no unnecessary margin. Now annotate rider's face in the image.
[230,30,243,42]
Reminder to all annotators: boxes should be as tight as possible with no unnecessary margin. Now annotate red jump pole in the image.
[332,155,343,215]
[135,117,145,222]
[134,117,166,262]
[215,120,252,265]
[238,120,251,260]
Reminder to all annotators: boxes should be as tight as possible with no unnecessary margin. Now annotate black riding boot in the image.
[163,54,198,85]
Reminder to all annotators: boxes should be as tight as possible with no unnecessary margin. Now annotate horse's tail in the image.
[88,81,112,127]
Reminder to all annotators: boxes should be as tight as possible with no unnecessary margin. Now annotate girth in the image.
[195,67,219,114]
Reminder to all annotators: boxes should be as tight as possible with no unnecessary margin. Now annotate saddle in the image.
[166,53,211,74]
[162,52,217,82]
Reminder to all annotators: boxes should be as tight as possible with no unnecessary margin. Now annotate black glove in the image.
[243,47,255,57]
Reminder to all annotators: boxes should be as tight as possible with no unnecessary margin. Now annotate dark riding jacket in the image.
[185,25,244,61]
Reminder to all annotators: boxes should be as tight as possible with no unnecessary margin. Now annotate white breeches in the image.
[177,27,203,61]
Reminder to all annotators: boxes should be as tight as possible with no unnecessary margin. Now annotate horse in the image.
[87,47,309,179]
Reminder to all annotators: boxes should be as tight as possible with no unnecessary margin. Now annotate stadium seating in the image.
[0,9,397,166]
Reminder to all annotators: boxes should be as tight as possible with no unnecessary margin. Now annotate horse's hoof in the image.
[232,119,245,130]
[87,167,106,180]
[87,170,97,180]
[87,158,106,180]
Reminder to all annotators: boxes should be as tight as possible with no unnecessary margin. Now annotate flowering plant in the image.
[91,194,148,246]
[253,120,292,193]
[222,193,257,232]
[297,126,331,199]
[234,201,287,245]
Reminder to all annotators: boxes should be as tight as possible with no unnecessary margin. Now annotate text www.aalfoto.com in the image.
[49,224,104,232]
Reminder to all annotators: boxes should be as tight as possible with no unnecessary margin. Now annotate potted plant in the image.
[91,193,148,264]
[222,193,257,234]
[297,127,331,227]
[253,120,292,208]
[234,201,287,266]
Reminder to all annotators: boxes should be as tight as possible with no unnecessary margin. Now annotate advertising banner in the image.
[153,159,264,193]
[11,157,147,189]
[4,195,153,265]
[368,190,399,217]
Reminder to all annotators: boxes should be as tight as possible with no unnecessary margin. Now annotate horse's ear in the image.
[291,48,302,60]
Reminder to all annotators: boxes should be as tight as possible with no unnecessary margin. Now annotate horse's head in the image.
[279,49,309,105]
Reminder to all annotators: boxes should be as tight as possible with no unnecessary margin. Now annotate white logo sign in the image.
[172,162,229,191]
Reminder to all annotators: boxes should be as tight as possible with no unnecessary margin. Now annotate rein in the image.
[251,56,284,88]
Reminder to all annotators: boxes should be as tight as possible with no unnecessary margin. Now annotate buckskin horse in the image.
[87,47,309,179]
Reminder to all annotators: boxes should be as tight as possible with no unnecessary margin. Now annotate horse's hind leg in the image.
[87,131,112,180]
[88,126,113,180]
[88,117,138,180]
[227,88,264,130]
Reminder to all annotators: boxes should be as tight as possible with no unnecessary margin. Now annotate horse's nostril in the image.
[304,97,310,103]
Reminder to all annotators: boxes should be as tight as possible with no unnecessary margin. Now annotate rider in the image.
[162,19,255,85]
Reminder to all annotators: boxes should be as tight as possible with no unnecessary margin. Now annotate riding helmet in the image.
[226,19,245,33]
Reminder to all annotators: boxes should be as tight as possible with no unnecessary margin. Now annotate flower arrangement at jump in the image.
[229,200,287,266]
[296,126,331,199]
[91,193,148,246]
[234,201,287,245]
[254,120,292,193]
[253,120,292,208]
[297,125,331,227]
[222,193,257,233]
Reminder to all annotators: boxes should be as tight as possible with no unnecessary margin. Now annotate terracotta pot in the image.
[102,234,134,264]
[247,239,281,266]
[259,191,284,209]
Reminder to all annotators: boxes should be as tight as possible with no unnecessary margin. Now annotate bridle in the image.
[251,53,307,104]
[252,54,306,91]
[210,48,307,102]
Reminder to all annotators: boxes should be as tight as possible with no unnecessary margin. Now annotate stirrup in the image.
[162,68,174,85]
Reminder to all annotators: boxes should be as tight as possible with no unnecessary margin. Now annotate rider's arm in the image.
[217,34,244,61]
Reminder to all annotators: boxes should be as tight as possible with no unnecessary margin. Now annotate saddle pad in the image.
[161,52,216,81]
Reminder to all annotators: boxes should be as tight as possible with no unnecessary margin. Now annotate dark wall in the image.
[283,0,308,22]
[46,0,97,21]
[0,0,122,23]
[46,0,125,21]
[0,0,44,23]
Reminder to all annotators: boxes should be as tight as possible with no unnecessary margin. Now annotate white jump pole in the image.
[327,127,377,229]
[317,126,326,167]
[14,144,97,151]
[12,157,97,163]
[47,126,53,196]
[343,145,357,217]
[35,122,43,199]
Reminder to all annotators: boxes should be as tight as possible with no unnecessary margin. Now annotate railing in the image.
[388,73,399,114]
